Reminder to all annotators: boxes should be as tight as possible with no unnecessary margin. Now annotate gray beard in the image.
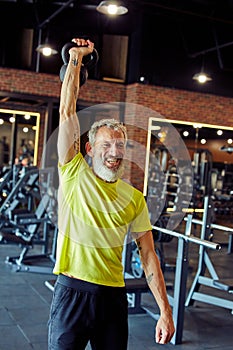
[92,157,124,182]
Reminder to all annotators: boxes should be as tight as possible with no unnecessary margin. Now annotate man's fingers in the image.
[155,327,162,343]
[71,38,94,55]
[155,328,173,344]
[71,38,93,48]
[72,38,87,46]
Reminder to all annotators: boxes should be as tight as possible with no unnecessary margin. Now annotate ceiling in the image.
[0,0,233,98]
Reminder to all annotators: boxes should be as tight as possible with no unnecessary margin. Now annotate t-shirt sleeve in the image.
[130,194,152,233]
[58,152,87,181]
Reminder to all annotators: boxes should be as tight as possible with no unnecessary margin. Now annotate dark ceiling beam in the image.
[140,1,233,25]
[38,0,75,29]
[188,40,233,58]
[36,0,75,72]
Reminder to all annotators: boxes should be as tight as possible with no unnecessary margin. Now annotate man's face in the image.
[87,126,126,182]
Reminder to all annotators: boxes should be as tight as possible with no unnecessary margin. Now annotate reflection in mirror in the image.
[144,118,194,232]
[170,120,233,197]
[144,118,233,230]
[0,109,40,171]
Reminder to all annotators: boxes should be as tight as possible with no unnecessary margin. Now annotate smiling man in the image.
[86,121,126,182]
[48,38,175,350]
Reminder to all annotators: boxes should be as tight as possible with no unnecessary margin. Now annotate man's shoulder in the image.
[59,152,89,179]
[119,178,144,196]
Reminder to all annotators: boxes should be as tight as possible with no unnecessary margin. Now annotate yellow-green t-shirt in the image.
[53,152,152,287]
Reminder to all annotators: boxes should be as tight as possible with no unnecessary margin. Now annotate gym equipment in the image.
[130,244,165,278]
[0,166,40,217]
[144,144,194,286]
[193,149,213,195]
[0,166,57,274]
[124,214,221,344]
[0,192,57,274]
[130,213,180,279]
[130,245,143,278]
[186,216,233,254]
[0,164,24,206]
[59,41,99,84]
[185,195,233,310]
[0,166,54,219]
[146,144,193,230]
[0,167,12,205]
[149,215,220,345]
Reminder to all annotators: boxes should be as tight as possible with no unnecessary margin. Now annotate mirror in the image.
[0,109,40,171]
[144,118,233,226]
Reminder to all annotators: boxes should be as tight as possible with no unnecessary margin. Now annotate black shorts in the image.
[48,274,128,350]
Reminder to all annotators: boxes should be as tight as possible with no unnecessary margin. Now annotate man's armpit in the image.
[131,230,150,241]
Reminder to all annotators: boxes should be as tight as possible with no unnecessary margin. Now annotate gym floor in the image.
[0,227,233,350]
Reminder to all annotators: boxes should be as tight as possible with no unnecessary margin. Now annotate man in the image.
[48,38,175,350]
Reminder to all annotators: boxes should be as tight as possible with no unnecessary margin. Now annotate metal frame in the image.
[147,214,220,344]
[185,196,233,311]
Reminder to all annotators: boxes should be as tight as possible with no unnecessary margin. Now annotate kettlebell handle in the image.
[61,42,99,71]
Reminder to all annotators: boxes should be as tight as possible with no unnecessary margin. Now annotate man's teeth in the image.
[107,159,118,163]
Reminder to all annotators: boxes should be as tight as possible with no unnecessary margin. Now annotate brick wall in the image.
[1,68,232,126]
[0,68,61,97]
[1,67,233,190]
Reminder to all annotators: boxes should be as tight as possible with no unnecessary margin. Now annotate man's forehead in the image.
[96,126,125,139]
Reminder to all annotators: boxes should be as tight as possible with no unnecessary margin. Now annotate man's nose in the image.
[109,143,119,156]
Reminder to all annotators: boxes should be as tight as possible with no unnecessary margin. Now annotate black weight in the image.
[61,42,99,69]
[152,214,173,243]
[61,42,78,64]
[83,48,99,71]
[59,64,67,82]
[59,41,99,85]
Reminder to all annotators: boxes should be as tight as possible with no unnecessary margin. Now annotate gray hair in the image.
[88,118,127,146]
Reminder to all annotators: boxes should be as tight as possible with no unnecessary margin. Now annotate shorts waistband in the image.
[57,274,126,295]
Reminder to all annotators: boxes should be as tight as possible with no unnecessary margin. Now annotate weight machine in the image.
[0,166,57,274]
[0,164,31,206]
[0,165,55,217]
[0,166,40,217]
[0,191,57,274]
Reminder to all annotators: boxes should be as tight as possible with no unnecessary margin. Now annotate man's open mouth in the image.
[105,157,122,169]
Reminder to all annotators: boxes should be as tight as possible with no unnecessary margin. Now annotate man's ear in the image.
[85,142,93,157]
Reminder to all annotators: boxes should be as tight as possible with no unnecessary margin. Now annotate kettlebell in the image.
[59,42,99,86]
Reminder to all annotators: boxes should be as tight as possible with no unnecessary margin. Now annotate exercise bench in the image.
[125,278,149,314]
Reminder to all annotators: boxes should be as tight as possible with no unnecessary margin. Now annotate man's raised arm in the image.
[58,38,94,165]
